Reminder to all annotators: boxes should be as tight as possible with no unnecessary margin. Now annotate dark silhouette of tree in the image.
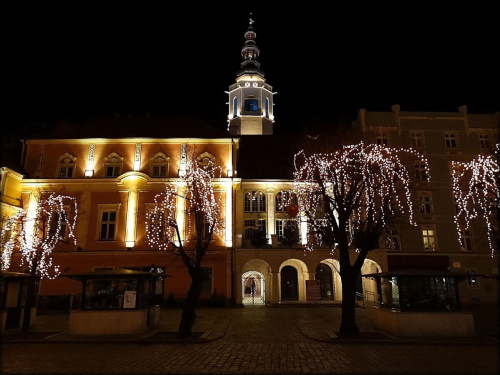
[146,147,224,338]
[293,142,429,337]
[1,190,77,332]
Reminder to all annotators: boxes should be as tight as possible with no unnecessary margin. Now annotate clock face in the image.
[253,82,258,87]
[245,82,250,87]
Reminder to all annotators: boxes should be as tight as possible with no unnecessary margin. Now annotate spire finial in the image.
[249,13,254,27]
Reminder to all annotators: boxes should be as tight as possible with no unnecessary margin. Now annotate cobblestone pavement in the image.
[1,304,498,375]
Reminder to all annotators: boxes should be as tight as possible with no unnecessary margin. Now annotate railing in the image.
[356,292,365,308]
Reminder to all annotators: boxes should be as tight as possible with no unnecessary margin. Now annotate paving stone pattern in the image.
[1,305,498,375]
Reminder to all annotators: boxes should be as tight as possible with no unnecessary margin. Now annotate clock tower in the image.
[227,15,275,136]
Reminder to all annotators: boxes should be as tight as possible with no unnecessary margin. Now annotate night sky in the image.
[4,4,500,135]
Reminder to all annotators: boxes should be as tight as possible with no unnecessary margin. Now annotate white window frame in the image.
[97,204,121,241]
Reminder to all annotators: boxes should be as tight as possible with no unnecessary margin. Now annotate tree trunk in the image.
[339,268,359,337]
[178,268,203,338]
[22,271,37,333]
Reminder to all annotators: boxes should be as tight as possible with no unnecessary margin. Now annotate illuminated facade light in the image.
[84,170,94,177]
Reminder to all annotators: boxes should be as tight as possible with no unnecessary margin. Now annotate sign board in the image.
[123,291,137,309]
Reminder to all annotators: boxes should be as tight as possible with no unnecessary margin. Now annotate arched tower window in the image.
[233,96,238,117]
[265,97,269,118]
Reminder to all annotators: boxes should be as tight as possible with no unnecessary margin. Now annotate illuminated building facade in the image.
[1,19,498,309]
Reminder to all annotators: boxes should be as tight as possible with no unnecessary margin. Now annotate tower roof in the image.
[237,14,264,78]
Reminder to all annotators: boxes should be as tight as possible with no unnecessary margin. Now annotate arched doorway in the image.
[315,263,334,300]
[280,266,298,301]
[241,271,265,305]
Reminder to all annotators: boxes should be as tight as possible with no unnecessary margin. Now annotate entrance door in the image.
[315,263,334,300]
[280,266,298,301]
[242,271,265,305]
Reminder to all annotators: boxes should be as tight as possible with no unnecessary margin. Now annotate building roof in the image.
[23,115,229,140]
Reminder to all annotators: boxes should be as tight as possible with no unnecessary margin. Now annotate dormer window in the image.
[57,153,76,178]
[104,152,123,178]
[197,152,215,169]
[150,152,169,177]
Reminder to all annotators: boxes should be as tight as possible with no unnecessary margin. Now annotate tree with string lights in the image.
[146,148,224,338]
[452,144,499,256]
[1,190,77,332]
[293,142,430,337]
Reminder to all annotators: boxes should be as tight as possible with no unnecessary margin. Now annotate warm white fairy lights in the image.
[146,150,224,251]
[1,192,78,279]
[452,144,499,257]
[293,142,430,252]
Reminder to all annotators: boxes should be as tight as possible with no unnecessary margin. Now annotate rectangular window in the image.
[201,267,212,294]
[459,228,473,252]
[59,166,73,178]
[244,98,258,112]
[106,166,120,177]
[418,193,433,214]
[149,211,165,241]
[466,269,479,287]
[58,221,68,241]
[276,220,284,240]
[257,219,266,232]
[444,133,458,148]
[422,228,437,251]
[100,211,117,240]
[376,132,388,146]
[202,221,211,239]
[244,219,255,227]
[414,162,428,181]
[410,132,425,148]
[152,165,167,177]
[479,134,491,149]
[385,229,400,251]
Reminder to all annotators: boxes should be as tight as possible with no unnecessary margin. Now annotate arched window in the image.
[265,97,269,118]
[244,191,266,212]
[150,152,169,177]
[233,96,238,117]
[275,191,298,212]
[57,153,76,178]
[104,152,123,178]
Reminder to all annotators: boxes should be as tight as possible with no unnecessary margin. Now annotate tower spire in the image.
[238,13,264,78]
